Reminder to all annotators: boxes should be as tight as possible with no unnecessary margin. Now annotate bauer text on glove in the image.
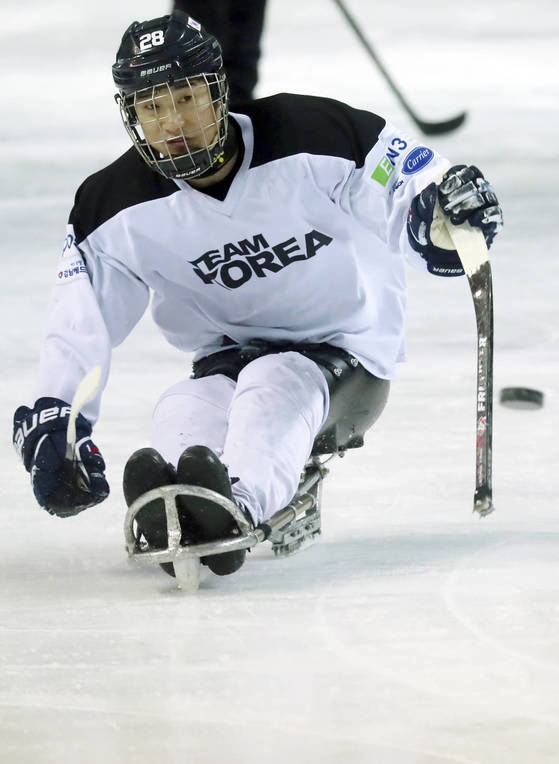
[13,397,109,518]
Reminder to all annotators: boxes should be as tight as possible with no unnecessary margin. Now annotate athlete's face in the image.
[135,78,219,157]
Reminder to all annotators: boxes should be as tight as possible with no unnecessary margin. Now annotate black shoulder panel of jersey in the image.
[69,148,179,244]
[237,93,386,170]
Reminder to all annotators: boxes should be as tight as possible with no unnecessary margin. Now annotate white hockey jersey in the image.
[35,93,450,423]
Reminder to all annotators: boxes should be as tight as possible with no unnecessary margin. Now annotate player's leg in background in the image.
[226,0,267,103]
[151,374,236,467]
[172,0,230,50]
[171,0,267,103]
[221,352,330,526]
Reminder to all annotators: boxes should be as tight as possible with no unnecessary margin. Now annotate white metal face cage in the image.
[116,72,229,180]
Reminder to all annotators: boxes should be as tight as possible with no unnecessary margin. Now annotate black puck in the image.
[499,387,544,410]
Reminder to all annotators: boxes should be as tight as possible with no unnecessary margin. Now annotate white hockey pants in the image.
[151,352,330,525]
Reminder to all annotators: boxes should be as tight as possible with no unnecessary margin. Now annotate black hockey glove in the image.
[407,165,503,277]
[13,397,109,518]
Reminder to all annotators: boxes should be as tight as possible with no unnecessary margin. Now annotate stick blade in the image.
[416,111,467,136]
[474,487,494,517]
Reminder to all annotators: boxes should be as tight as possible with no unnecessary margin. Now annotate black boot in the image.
[123,447,178,578]
[176,445,248,576]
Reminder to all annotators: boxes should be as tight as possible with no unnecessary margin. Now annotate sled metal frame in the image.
[123,455,331,588]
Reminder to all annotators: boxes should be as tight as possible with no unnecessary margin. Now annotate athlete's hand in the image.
[438,165,503,246]
[13,397,109,517]
[407,165,503,276]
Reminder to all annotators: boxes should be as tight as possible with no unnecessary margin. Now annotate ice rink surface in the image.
[1,1,558,761]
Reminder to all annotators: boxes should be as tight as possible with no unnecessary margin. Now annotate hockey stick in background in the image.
[432,210,494,516]
[331,0,467,136]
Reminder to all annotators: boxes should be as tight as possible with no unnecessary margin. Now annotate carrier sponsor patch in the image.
[402,146,434,175]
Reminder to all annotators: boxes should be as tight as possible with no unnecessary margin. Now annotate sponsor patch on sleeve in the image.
[371,156,395,187]
[371,137,408,187]
[401,146,434,175]
[56,233,89,285]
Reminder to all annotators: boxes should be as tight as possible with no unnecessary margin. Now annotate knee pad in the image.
[153,374,235,418]
[152,375,236,466]
[236,352,329,432]
[238,351,328,398]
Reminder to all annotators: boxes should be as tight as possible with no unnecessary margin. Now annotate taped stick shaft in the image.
[443,219,494,516]
[466,262,494,515]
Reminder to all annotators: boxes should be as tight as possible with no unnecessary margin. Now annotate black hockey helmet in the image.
[112,11,230,180]
[112,11,224,94]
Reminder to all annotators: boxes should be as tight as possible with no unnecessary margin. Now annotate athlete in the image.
[12,11,503,578]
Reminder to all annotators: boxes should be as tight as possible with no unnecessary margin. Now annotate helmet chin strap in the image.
[194,122,239,181]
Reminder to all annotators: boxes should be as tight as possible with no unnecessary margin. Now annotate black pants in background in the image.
[172,0,267,104]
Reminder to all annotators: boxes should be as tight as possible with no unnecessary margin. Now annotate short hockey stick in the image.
[331,0,467,135]
[432,209,494,516]
[65,364,102,459]
[43,364,105,517]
